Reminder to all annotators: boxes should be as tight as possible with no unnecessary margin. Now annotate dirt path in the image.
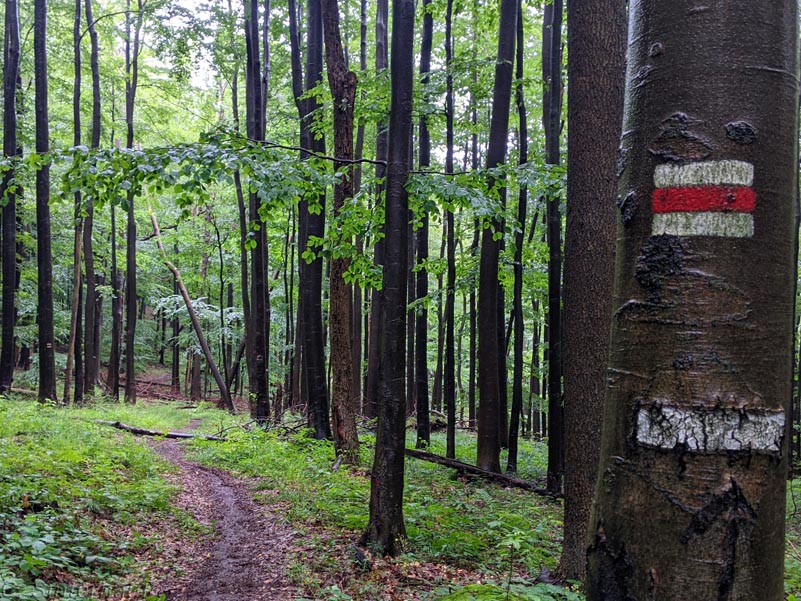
[151,430,300,600]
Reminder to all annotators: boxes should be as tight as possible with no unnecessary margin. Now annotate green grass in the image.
[2,394,801,599]
[0,395,204,600]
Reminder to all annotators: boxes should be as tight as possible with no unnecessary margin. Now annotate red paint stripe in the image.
[652,186,756,213]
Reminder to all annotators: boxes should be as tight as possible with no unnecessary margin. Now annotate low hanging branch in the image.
[94,419,227,441]
[404,448,560,498]
[149,208,235,413]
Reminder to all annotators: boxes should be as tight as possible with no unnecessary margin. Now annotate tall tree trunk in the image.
[506,0,529,473]
[64,0,84,405]
[443,0,456,460]
[108,202,122,400]
[586,2,798,598]
[363,0,389,420]
[543,0,564,494]
[123,0,143,405]
[245,0,270,421]
[559,0,625,581]
[34,0,56,403]
[82,0,101,397]
[300,0,330,437]
[415,0,433,449]
[476,0,517,473]
[0,0,21,394]
[362,0,414,557]
[321,0,359,460]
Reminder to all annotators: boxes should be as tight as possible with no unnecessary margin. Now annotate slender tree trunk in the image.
[476,0,518,473]
[443,0,456,459]
[64,0,84,405]
[82,0,101,397]
[34,0,56,403]
[321,0,359,460]
[506,0,529,473]
[587,2,798,597]
[108,201,122,400]
[415,0,433,449]
[544,0,564,494]
[364,0,389,420]
[0,0,21,394]
[123,0,143,405]
[362,0,414,557]
[559,0,625,581]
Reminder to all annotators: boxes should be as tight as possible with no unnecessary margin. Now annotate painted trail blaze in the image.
[651,159,755,237]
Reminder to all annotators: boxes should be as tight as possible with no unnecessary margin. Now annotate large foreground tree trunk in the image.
[559,0,625,582]
[586,2,799,599]
[362,0,414,557]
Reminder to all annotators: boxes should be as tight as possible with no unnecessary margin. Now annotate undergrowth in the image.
[0,395,204,600]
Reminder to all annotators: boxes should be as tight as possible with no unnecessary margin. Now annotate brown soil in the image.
[151,435,300,600]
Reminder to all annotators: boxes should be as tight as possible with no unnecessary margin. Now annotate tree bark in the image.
[586,2,799,598]
[82,0,101,397]
[362,0,414,557]
[506,0,529,473]
[321,0,359,461]
[544,0,564,494]
[476,0,517,473]
[0,0,21,394]
[559,0,625,582]
[415,0,433,449]
[34,0,56,403]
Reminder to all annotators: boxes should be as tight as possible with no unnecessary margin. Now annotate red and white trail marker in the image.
[651,159,755,237]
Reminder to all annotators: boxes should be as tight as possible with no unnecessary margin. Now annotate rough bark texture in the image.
[559,0,625,582]
[476,0,517,473]
[362,0,414,557]
[586,2,799,598]
[0,0,21,394]
[321,0,359,460]
[34,0,56,403]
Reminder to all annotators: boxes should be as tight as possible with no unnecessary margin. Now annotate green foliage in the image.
[0,397,188,599]
[435,583,583,601]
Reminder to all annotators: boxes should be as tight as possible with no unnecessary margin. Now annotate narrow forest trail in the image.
[150,423,300,600]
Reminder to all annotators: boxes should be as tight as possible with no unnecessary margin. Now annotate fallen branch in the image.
[94,420,227,441]
[404,448,559,498]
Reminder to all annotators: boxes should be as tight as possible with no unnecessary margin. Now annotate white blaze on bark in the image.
[654,160,754,188]
[636,403,785,454]
[652,212,754,237]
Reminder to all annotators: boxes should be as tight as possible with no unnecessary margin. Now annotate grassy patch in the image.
[0,395,198,600]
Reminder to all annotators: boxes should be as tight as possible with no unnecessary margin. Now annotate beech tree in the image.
[587,2,798,598]
[476,0,517,474]
[362,0,414,557]
[35,0,57,402]
[0,0,21,394]
[559,0,625,581]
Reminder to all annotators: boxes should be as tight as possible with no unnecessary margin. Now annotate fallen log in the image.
[94,420,227,441]
[403,448,560,498]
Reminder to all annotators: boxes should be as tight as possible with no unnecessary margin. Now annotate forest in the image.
[1,0,801,599]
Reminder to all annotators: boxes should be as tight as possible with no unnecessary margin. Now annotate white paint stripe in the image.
[652,212,753,237]
[636,405,785,454]
[654,160,754,189]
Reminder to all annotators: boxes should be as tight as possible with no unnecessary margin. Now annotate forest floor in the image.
[2,385,801,600]
[150,431,299,600]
